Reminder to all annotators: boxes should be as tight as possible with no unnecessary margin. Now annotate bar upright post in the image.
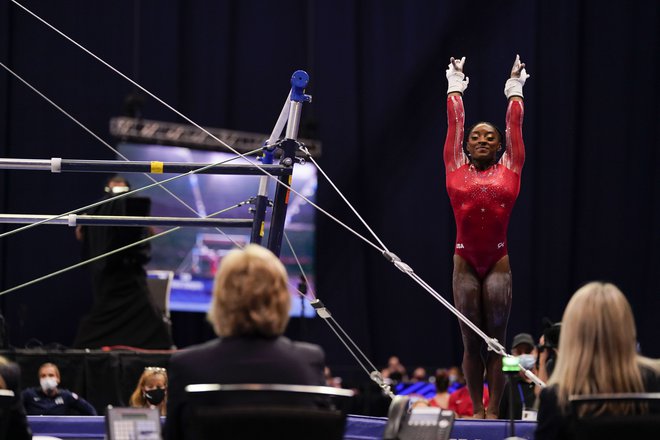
[266,70,311,256]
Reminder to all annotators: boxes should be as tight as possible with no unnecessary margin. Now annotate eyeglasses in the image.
[144,366,167,373]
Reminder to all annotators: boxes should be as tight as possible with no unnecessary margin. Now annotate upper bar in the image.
[0,158,292,176]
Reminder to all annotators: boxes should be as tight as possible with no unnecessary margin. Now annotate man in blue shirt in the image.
[21,362,96,415]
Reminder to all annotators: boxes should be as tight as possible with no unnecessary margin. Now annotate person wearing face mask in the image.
[129,367,168,416]
[21,362,97,415]
[447,365,463,393]
[498,333,538,420]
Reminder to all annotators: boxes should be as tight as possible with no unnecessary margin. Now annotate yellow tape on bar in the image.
[259,221,265,237]
[150,161,164,174]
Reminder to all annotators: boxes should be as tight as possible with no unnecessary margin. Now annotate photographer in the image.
[73,175,173,349]
[499,333,538,420]
[536,321,560,397]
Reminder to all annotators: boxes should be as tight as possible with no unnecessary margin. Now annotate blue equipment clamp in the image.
[260,143,275,165]
[290,70,312,103]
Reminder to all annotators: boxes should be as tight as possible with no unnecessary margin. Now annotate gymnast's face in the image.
[466,124,501,163]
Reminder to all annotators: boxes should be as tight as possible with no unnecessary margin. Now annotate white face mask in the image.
[40,377,58,391]
[518,354,536,370]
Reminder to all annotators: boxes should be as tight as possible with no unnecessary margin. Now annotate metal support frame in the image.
[1,70,312,257]
[250,147,275,245]
[267,138,299,256]
[266,71,311,256]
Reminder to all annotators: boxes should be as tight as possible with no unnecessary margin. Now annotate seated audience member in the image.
[448,374,489,417]
[428,369,451,409]
[535,282,660,440]
[22,362,97,415]
[165,244,326,440]
[410,367,427,383]
[0,356,31,440]
[381,356,408,384]
[447,365,463,393]
[499,333,538,420]
[130,366,168,416]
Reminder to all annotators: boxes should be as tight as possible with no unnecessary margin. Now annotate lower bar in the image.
[0,214,253,228]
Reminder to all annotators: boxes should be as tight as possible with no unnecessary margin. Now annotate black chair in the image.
[183,383,354,440]
[0,389,14,409]
[569,392,660,440]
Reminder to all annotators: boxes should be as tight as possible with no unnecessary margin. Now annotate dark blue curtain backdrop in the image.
[1,1,659,375]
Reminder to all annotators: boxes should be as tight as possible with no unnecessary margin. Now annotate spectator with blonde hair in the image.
[165,244,325,440]
[536,281,660,439]
[22,362,96,415]
[129,367,168,416]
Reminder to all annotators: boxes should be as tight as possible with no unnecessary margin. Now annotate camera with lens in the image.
[538,319,561,352]
[537,319,561,376]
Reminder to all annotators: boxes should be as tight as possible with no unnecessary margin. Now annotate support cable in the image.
[283,230,394,397]
[283,231,316,300]
[302,148,390,253]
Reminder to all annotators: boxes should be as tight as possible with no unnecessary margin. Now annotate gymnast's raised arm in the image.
[444,56,469,173]
[502,54,529,174]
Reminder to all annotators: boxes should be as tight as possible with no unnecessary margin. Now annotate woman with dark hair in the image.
[444,55,529,418]
[535,282,660,439]
[429,369,451,409]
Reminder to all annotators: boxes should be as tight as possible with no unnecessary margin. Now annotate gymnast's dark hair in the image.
[463,121,506,162]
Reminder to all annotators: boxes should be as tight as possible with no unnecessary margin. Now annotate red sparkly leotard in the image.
[444,95,525,279]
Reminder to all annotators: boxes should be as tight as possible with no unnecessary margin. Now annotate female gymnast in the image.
[444,54,529,418]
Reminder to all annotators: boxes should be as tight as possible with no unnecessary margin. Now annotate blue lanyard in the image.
[517,382,526,409]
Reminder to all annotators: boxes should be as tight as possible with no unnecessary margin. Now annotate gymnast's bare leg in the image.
[453,254,511,418]
[482,255,512,418]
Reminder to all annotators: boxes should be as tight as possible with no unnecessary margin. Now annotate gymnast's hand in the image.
[504,54,529,99]
[446,56,469,94]
[449,56,466,74]
[510,54,530,81]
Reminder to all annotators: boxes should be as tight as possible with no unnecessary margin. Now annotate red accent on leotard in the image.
[444,95,525,279]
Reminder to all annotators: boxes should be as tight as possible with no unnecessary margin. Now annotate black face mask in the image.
[144,388,165,406]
